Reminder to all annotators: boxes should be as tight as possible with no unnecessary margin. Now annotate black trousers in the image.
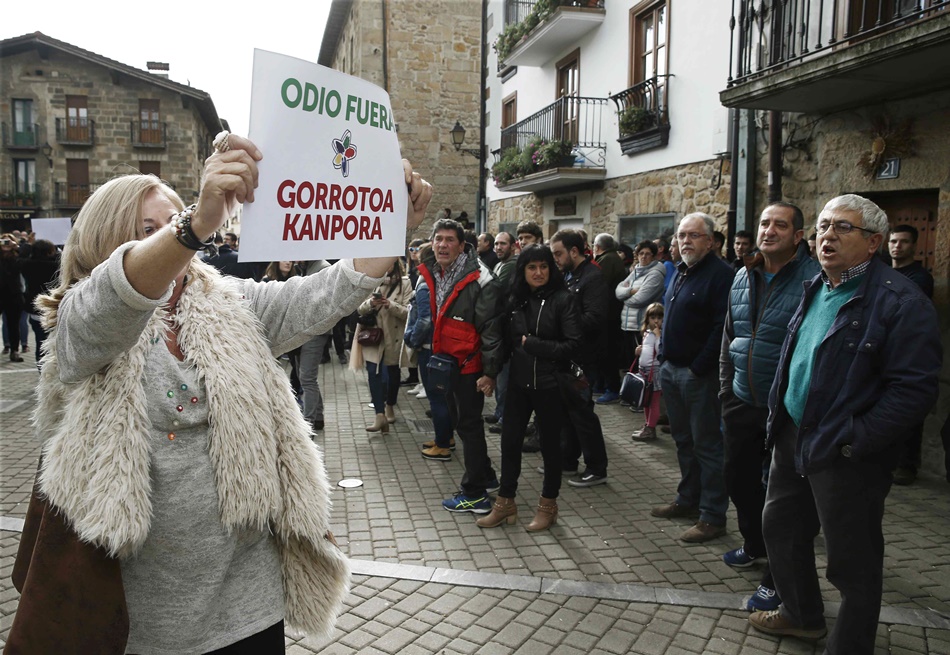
[598,324,622,393]
[721,390,774,589]
[131,621,285,655]
[447,371,496,497]
[896,421,924,473]
[560,365,609,477]
[499,383,568,499]
[764,418,892,654]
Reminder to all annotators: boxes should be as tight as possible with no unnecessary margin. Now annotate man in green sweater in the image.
[749,194,941,654]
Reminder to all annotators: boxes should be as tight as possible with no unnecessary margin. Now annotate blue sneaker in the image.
[442,492,492,514]
[486,477,500,494]
[746,585,781,612]
[595,390,620,404]
[722,546,763,568]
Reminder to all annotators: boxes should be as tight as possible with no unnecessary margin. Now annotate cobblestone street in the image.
[3,351,949,654]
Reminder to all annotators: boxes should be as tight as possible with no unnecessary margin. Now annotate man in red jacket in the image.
[417,219,505,514]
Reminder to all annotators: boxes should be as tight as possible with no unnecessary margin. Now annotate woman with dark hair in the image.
[352,258,411,433]
[19,239,61,367]
[476,244,582,532]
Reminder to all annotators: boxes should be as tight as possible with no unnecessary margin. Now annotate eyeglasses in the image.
[676,232,709,241]
[815,220,878,236]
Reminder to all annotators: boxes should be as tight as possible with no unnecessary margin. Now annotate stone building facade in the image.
[319,0,483,239]
[750,92,950,299]
[0,32,223,232]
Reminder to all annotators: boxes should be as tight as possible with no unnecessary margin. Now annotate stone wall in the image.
[328,0,483,241]
[752,90,950,284]
[0,47,215,212]
[488,158,732,237]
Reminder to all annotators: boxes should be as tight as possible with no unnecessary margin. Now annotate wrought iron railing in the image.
[727,0,950,87]
[56,118,96,145]
[0,184,39,207]
[503,0,604,26]
[54,182,101,207]
[609,77,669,135]
[130,121,167,148]
[500,95,607,166]
[2,123,40,149]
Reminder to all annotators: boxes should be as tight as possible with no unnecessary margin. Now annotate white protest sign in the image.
[239,49,407,262]
[31,217,72,246]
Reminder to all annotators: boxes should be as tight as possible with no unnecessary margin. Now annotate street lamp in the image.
[450,121,482,160]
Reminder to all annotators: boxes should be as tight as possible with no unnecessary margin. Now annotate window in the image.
[12,99,35,146]
[619,212,676,250]
[66,159,90,205]
[501,92,518,129]
[555,49,580,143]
[139,161,161,177]
[630,1,668,106]
[66,95,89,142]
[139,99,161,144]
[14,160,36,199]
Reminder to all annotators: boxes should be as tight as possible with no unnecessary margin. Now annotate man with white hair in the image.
[652,213,734,542]
[749,194,941,654]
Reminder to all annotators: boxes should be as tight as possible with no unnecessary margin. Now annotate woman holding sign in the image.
[7,132,431,654]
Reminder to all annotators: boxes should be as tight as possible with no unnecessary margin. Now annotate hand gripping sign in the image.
[239,49,408,262]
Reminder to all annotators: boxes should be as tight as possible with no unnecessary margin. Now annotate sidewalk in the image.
[2,349,949,654]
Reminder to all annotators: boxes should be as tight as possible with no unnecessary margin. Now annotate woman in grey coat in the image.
[615,240,666,371]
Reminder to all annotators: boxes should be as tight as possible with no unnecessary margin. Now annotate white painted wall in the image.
[484,0,733,205]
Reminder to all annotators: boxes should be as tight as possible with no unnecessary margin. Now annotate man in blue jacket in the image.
[720,202,820,612]
[749,195,941,654]
[652,213,734,542]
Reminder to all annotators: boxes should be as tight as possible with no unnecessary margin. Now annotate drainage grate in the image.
[407,418,435,435]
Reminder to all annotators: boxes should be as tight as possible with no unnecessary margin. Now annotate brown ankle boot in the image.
[526,496,558,532]
[476,496,517,528]
[385,404,396,424]
[366,413,389,433]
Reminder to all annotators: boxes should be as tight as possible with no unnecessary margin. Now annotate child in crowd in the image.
[632,302,664,441]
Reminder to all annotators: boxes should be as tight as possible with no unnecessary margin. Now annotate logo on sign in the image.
[332,130,358,177]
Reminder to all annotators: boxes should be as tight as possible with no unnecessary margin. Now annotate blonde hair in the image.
[641,302,665,334]
[37,174,185,328]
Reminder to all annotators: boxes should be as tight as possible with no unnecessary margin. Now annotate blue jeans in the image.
[365,361,389,415]
[659,361,728,526]
[493,361,510,422]
[299,333,329,423]
[418,348,453,447]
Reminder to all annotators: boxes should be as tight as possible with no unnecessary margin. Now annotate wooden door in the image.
[66,159,90,205]
[555,50,580,144]
[66,96,89,142]
[864,189,938,272]
[139,99,161,144]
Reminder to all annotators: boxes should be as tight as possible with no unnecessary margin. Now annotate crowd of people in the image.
[3,137,947,654]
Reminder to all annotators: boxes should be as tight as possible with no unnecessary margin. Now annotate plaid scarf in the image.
[435,251,469,309]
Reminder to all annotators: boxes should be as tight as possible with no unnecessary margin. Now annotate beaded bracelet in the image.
[169,204,216,252]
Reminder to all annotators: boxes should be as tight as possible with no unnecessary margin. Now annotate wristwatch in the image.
[840,444,853,458]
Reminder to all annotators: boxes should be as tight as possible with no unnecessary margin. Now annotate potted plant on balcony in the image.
[533,139,575,170]
[0,192,13,207]
[618,106,657,136]
[617,105,670,155]
[15,192,37,207]
[491,147,521,186]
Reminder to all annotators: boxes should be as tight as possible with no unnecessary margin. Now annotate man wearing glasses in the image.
[749,195,941,654]
[652,213,734,542]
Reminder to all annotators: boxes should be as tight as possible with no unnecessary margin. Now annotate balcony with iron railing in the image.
[496,0,605,69]
[721,0,950,112]
[493,95,607,193]
[2,123,41,150]
[0,184,39,209]
[131,121,167,148]
[56,118,96,146]
[53,182,102,208]
[609,77,671,156]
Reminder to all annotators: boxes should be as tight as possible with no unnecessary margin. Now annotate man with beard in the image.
[549,229,609,487]
[652,213,733,542]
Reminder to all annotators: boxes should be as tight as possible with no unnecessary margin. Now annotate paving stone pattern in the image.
[2,350,949,653]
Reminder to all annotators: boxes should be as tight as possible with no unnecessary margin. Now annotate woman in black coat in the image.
[477,244,582,532]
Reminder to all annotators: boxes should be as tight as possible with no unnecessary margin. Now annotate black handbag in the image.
[426,353,459,393]
[620,370,647,408]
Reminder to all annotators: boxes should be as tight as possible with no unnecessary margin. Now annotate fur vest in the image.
[32,260,349,638]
